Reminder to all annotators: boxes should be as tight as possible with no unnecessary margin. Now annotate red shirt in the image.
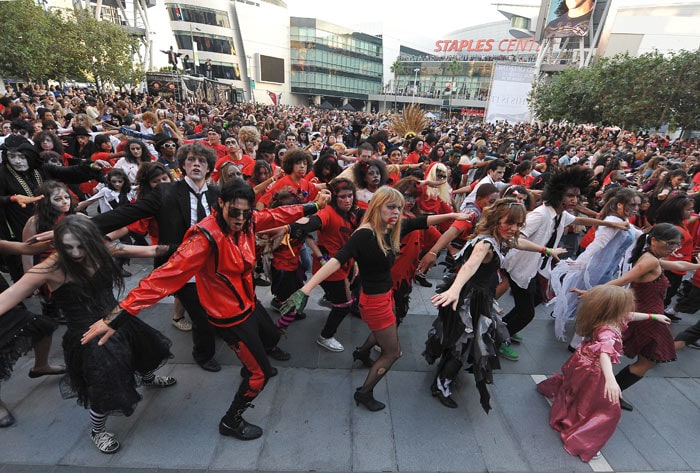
[258,174,318,208]
[121,205,306,327]
[313,206,357,281]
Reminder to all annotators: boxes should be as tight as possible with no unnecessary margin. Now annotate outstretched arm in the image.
[431,240,489,310]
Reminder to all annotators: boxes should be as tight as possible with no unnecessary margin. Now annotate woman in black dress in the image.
[0,216,174,453]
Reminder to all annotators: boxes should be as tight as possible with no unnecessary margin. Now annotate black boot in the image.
[354,388,385,411]
[219,398,263,440]
[352,348,374,368]
[615,366,642,412]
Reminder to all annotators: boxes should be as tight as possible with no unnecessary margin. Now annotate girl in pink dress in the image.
[537,285,670,462]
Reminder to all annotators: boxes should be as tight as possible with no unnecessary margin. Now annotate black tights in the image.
[356,323,401,393]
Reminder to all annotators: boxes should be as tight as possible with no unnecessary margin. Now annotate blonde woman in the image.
[281,187,468,411]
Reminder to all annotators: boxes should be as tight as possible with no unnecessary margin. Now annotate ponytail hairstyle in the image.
[628,223,681,265]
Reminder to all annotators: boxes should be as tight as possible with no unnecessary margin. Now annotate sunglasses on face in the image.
[228,207,253,219]
[161,143,176,148]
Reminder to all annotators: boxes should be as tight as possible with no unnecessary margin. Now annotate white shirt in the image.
[184,176,210,227]
[502,204,576,289]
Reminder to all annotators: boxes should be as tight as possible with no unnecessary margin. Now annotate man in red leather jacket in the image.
[84,180,330,441]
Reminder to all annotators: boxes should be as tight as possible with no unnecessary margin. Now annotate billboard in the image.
[539,0,597,39]
[257,54,285,84]
[485,64,535,124]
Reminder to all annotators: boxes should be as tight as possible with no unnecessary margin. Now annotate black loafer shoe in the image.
[198,358,222,372]
[619,396,634,411]
[0,411,15,428]
[266,346,291,361]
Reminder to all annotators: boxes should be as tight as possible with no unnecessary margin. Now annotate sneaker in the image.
[316,335,344,352]
[141,376,177,388]
[510,332,523,344]
[91,431,120,454]
[499,343,519,361]
[171,317,192,331]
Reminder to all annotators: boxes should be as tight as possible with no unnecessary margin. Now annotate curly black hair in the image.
[542,166,593,209]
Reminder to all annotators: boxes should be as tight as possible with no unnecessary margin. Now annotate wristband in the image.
[318,255,330,265]
[428,251,438,257]
[540,246,546,255]
[103,235,113,242]
[546,248,552,256]
[648,313,652,320]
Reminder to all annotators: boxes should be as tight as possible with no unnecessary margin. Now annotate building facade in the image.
[289,17,383,108]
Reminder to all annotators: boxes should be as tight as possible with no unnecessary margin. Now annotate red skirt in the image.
[623,320,677,363]
[358,291,396,331]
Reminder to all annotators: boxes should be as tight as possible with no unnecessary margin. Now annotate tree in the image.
[661,49,700,132]
[0,1,143,91]
[65,10,143,92]
[390,60,405,93]
[0,0,61,83]
[530,51,700,131]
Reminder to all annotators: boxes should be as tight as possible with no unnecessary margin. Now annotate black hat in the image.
[153,132,177,152]
[73,126,91,137]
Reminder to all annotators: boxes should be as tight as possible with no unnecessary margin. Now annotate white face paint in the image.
[50,189,71,213]
[7,151,29,172]
[61,232,86,262]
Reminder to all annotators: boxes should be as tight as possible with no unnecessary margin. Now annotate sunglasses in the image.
[228,207,253,219]
[161,143,176,148]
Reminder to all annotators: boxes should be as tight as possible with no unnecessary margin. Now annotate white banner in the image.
[485,63,536,124]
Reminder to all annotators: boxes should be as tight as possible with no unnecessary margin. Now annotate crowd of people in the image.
[1,83,700,462]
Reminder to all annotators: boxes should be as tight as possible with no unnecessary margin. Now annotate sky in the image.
[286,0,507,51]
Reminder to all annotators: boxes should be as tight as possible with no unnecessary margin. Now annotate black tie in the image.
[189,187,207,222]
[540,213,562,270]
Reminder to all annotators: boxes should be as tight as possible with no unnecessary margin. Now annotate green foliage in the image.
[530,51,700,131]
[0,1,143,91]
[0,0,58,82]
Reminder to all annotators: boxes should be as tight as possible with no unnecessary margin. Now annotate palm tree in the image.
[390,59,405,111]
[446,59,461,116]
[390,59,405,94]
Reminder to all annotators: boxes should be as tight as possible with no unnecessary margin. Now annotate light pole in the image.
[412,68,420,104]
[189,25,201,75]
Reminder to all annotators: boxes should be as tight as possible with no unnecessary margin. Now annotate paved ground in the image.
[1,258,699,473]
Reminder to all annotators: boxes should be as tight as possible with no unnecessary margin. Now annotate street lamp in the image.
[189,25,201,75]
[412,68,420,104]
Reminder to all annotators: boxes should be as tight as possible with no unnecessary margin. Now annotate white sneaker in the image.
[316,335,344,352]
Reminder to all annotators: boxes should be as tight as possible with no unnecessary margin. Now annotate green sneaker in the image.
[499,343,519,361]
[510,332,523,344]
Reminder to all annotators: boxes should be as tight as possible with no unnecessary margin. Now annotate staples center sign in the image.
[434,38,540,53]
